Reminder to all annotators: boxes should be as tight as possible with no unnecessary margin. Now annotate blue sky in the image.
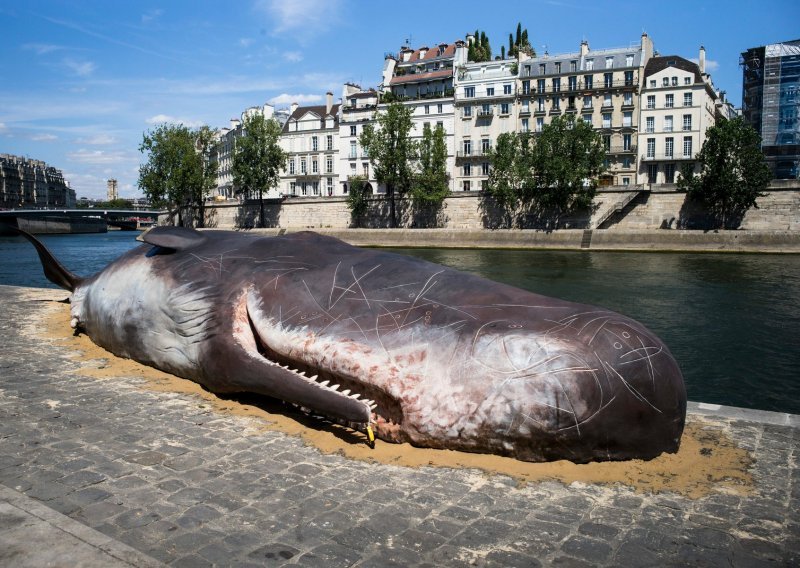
[1,0,798,200]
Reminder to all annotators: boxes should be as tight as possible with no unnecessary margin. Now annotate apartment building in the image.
[379,41,459,194]
[339,83,379,195]
[280,93,340,197]
[0,154,75,208]
[453,51,518,192]
[638,50,719,185]
[517,34,653,186]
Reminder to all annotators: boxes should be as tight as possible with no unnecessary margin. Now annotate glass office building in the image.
[741,39,800,179]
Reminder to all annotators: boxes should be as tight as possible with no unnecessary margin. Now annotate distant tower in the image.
[107,178,118,201]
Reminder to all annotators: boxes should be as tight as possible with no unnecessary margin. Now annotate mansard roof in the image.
[282,103,341,133]
[644,55,701,82]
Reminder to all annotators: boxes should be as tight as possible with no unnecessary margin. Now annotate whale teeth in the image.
[330,384,340,391]
[320,380,330,387]
[341,389,351,396]
[298,371,306,377]
[350,393,361,400]
[309,375,318,381]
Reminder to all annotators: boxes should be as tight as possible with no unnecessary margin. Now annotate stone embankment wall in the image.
[183,181,799,233]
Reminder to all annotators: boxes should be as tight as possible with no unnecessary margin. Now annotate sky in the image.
[1,0,798,200]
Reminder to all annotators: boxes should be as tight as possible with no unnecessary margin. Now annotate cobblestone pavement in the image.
[0,286,797,567]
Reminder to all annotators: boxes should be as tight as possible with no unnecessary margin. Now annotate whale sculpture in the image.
[15,226,686,463]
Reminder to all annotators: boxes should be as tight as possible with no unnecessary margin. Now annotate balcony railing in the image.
[456,148,492,158]
[608,145,637,154]
[641,153,694,161]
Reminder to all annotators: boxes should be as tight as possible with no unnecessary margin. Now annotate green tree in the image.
[528,114,605,211]
[138,123,218,227]
[486,132,529,210]
[508,23,534,58]
[360,101,417,227]
[346,175,370,228]
[232,112,286,228]
[413,124,449,210]
[468,30,491,62]
[678,117,771,229]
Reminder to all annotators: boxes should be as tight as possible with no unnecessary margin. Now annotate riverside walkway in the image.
[0,285,797,567]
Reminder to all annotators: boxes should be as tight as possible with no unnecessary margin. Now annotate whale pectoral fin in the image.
[227,356,373,426]
[137,226,208,251]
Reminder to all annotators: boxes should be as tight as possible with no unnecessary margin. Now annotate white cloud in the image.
[23,43,64,55]
[145,114,205,128]
[67,149,138,165]
[258,0,342,34]
[30,133,58,142]
[283,51,303,62]
[269,93,323,106]
[63,58,96,77]
[141,9,163,24]
[0,122,7,132]
[690,58,719,72]
[76,134,117,145]
[239,38,255,48]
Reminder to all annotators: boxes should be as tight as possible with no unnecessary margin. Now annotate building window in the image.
[536,117,544,131]
[301,183,308,196]
[290,182,296,196]
[582,114,592,128]
[683,136,692,157]
[646,95,655,109]
[665,163,676,183]
[606,56,614,68]
[683,92,693,107]
[622,156,631,168]
[664,115,673,132]
[623,134,631,151]
[602,113,612,128]
[584,74,593,89]
[568,76,577,91]
[503,84,512,95]
[665,137,674,157]
[326,135,333,150]
[289,159,295,175]
[522,118,529,132]
[424,104,430,115]
[646,138,655,158]
[312,159,318,173]
[625,54,634,67]
[646,116,655,133]
[586,59,594,70]
[570,60,577,72]
[437,103,443,113]
[312,136,318,151]
[462,180,471,191]
[522,80,530,95]
[603,134,611,151]
[684,77,691,85]
[481,138,491,154]
[683,114,692,130]
[604,73,613,88]
[326,157,333,173]
[363,162,369,177]
[603,93,612,108]
[622,176,630,186]
[500,102,510,115]
[521,99,529,113]
[537,79,546,93]
[463,105,472,118]
[350,125,357,136]
[464,86,475,98]
[649,79,656,87]
[551,96,559,110]
[663,77,669,86]
[482,161,490,175]
[463,139,472,156]
[486,87,495,97]
[665,94,674,108]
[648,164,658,183]
[481,103,491,115]
[327,177,333,195]
[463,162,472,176]
[583,95,592,108]
[553,78,561,92]
[349,141,357,158]
[623,92,633,106]
[436,121,443,130]
[300,158,307,174]
[312,181,320,195]
[671,76,678,86]
[539,63,546,74]
[555,62,561,73]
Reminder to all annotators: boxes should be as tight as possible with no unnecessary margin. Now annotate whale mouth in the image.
[243,301,405,438]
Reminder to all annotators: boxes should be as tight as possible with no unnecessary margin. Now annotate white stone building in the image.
[339,83,379,195]
[279,93,340,197]
[637,49,719,185]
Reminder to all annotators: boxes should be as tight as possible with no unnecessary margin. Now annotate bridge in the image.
[0,209,165,234]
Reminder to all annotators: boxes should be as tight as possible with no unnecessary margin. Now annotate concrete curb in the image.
[0,485,165,567]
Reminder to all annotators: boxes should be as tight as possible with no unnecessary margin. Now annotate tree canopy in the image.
[138,123,217,226]
[509,22,534,58]
[485,114,605,222]
[678,116,771,229]
[412,123,449,208]
[468,30,492,62]
[346,175,370,228]
[359,101,417,227]
[232,112,286,227]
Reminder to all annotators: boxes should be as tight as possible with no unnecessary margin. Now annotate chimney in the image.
[641,32,653,63]
[326,91,333,114]
[290,102,298,115]
[699,45,706,74]
[580,39,589,58]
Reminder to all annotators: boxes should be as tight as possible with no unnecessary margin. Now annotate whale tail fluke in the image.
[6,225,82,292]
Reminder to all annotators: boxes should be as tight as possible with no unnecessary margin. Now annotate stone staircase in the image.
[593,189,644,229]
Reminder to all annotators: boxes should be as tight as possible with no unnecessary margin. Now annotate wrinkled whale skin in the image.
[23,227,687,463]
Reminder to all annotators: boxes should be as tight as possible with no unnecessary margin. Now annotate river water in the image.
[1,231,798,415]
